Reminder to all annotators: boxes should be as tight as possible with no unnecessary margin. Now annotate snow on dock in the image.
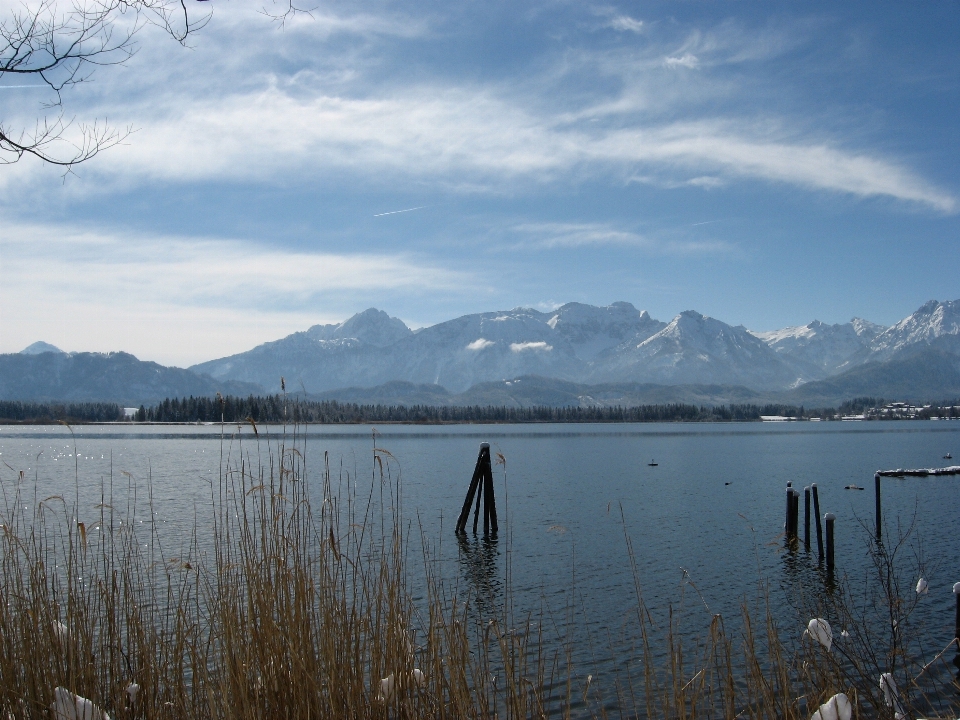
[877,466,960,477]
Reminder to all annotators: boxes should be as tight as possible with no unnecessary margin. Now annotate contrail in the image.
[373,206,428,217]
[691,220,719,226]
[0,85,49,89]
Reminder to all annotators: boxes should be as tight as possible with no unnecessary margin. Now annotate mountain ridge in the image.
[7,298,960,406]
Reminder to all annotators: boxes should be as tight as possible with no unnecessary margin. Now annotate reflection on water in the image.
[456,532,503,621]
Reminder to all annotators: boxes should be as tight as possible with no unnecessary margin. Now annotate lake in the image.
[2,420,959,708]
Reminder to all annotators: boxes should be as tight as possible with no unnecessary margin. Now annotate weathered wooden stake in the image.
[793,490,800,535]
[456,454,483,533]
[455,442,498,535]
[954,583,960,680]
[803,486,811,551]
[825,512,836,571]
[954,582,960,641]
[472,470,484,533]
[812,483,824,562]
[783,483,793,540]
[874,472,882,541]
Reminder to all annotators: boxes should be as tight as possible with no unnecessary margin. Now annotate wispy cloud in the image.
[514,222,649,249]
[53,81,949,212]
[0,221,478,364]
[607,15,644,34]
[513,221,736,255]
[2,7,952,214]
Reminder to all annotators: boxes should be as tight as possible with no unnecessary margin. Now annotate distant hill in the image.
[20,341,64,355]
[783,348,960,406]
[0,351,263,405]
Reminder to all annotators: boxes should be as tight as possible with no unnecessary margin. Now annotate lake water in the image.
[2,420,959,708]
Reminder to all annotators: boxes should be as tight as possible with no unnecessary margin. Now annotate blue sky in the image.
[1,0,958,366]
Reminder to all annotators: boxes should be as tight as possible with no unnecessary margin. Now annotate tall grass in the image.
[0,425,958,718]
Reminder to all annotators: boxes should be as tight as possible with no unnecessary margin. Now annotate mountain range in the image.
[3,299,960,407]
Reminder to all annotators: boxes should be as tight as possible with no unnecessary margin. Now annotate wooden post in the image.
[954,582,960,642]
[484,451,498,534]
[455,445,487,533]
[953,583,960,680]
[825,513,836,571]
[812,484,824,561]
[472,469,484,533]
[803,486,811,551]
[785,486,795,540]
[874,472,882,541]
[791,489,800,538]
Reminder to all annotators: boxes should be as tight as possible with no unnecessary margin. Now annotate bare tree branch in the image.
[1,0,210,168]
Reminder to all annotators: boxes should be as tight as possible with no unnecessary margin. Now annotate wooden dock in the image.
[877,465,960,477]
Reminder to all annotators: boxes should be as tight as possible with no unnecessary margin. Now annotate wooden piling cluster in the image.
[788,482,832,568]
[455,443,499,535]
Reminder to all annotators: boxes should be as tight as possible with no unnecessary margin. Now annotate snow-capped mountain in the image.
[750,318,883,376]
[545,301,666,360]
[7,297,949,403]
[193,302,667,393]
[870,300,960,359]
[306,308,412,347]
[595,310,805,389]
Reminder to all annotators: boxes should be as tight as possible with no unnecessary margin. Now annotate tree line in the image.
[3,395,957,424]
[0,401,124,423]
[135,395,816,424]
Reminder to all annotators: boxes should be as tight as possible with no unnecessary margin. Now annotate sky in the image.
[1,0,958,367]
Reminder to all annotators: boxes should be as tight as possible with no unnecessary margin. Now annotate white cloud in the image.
[56,83,950,212]
[664,54,700,69]
[2,4,953,215]
[607,15,644,33]
[466,338,495,351]
[512,221,734,255]
[510,341,552,352]
[0,220,479,365]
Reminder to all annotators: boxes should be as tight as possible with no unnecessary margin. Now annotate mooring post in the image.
[874,472,882,541]
[472,468,484,533]
[812,484,824,562]
[953,583,960,680]
[785,486,795,540]
[803,486,811,551]
[456,443,490,534]
[783,483,790,540]
[484,451,498,534]
[954,582,960,642]
[825,513,836,571]
[791,489,800,538]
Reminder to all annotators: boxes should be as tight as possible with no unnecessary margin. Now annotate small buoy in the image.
[724,482,731,485]
[810,692,852,720]
[803,618,833,651]
[916,577,928,594]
